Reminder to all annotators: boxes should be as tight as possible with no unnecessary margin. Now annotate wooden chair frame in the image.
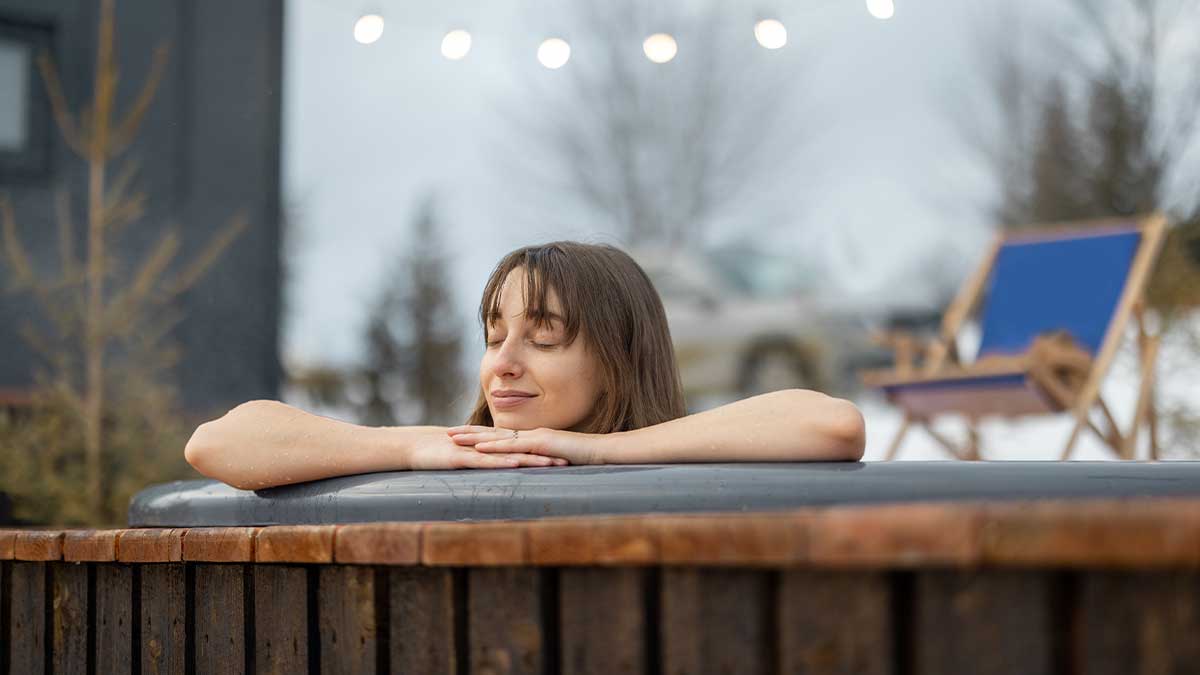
[862,213,1169,461]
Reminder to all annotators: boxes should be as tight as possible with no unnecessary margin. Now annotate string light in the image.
[753,19,787,49]
[643,33,678,63]
[537,38,571,69]
[352,14,384,44]
[866,0,895,20]
[441,29,472,60]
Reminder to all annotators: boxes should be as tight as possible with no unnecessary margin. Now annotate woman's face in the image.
[479,267,602,431]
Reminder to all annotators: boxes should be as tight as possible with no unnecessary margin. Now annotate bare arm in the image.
[598,389,865,463]
[184,399,558,490]
[450,389,866,464]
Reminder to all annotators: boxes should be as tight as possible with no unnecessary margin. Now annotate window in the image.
[0,17,53,181]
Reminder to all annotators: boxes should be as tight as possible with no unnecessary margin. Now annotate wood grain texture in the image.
[469,567,544,675]
[64,529,120,561]
[319,565,378,674]
[914,570,1054,675]
[96,564,135,673]
[778,570,891,675]
[195,564,247,674]
[1078,571,1200,675]
[0,529,16,559]
[808,504,981,567]
[559,567,646,675]
[51,562,89,674]
[424,521,528,566]
[981,500,1200,567]
[15,530,64,560]
[256,525,335,563]
[141,563,187,675]
[10,561,47,674]
[390,567,457,675]
[655,513,805,566]
[255,565,308,674]
[335,522,421,564]
[182,527,259,562]
[118,528,185,562]
[660,568,773,675]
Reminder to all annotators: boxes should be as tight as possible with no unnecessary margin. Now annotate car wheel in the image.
[738,343,819,396]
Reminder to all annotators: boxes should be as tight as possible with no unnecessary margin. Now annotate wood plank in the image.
[1078,571,1200,675]
[141,563,187,675]
[64,529,120,561]
[256,525,335,563]
[559,568,645,675]
[423,521,528,566]
[118,528,185,562]
[390,567,456,675]
[96,564,135,673]
[914,570,1053,675]
[319,565,378,674]
[15,530,64,560]
[469,567,544,675]
[778,570,891,675]
[255,565,308,674]
[10,561,47,674]
[808,503,981,567]
[660,568,773,675]
[182,527,259,562]
[195,564,247,674]
[0,529,16,558]
[655,513,805,566]
[51,561,90,674]
[336,523,421,564]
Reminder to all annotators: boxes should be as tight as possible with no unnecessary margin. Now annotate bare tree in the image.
[496,0,809,249]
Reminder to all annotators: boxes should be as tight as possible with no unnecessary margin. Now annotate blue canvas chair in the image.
[860,213,1168,460]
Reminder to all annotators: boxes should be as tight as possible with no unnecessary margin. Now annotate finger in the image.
[446,425,496,435]
[491,452,555,467]
[461,453,520,469]
[473,438,529,453]
[450,431,514,446]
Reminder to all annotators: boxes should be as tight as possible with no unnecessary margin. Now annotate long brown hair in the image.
[466,241,687,433]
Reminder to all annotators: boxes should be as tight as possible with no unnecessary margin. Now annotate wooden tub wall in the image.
[2,498,1200,674]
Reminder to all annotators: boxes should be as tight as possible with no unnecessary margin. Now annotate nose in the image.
[490,335,525,379]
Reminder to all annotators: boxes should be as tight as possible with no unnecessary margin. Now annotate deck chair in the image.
[860,213,1168,461]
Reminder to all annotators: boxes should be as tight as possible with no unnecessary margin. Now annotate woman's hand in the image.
[446,426,604,465]
[406,427,565,470]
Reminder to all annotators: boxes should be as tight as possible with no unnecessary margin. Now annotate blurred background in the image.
[0,0,1198,525]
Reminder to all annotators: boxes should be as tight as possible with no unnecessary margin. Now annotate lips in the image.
[491,390,537,411]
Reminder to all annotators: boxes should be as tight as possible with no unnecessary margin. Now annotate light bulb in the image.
[441,29,472,60]
[353,14,384,45]
[643,33,678,64]
[754,19,787,49]
[537,38,571,69]
[866,0,895,20]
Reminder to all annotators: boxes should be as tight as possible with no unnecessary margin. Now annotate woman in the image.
[185,241,865,490]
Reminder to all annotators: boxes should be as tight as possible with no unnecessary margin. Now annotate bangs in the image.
[479,245,583,345]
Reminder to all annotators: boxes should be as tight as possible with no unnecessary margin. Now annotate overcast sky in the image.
[281,0,1032,372]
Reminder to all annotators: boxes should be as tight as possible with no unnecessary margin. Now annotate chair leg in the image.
[886,414,913,461]
[964,420,982,461]
[918,419,967,460]
[1060,414,1088,461]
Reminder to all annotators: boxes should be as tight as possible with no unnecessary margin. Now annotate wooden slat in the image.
[255,525,335,563]
[1078,571,1200,675]
[390,567,456,675]
[808,503,981,567]
[96,564,135,673]
[468,567,544,675]
[64,529,120,561]
[592,517,658,564]
[319,565,378,674]
[255,565,308,674]
[660,568,773,675]
[11,562,47,673]
[424,521,528,566]
[655,513,805,566]
[560,568,645,674]
[183,527,259,562]
[0,529,16,558]
[141,563,187,675]
[778,570,891,675]
[981,500,1200,567]
[914,571,1053,675]
[52,562,89,674]
[195,564,247,673]
[335,523,421,564]
[16,530,64,560]
[118,528,184,562]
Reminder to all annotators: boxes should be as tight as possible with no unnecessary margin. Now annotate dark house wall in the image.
[0,0,283,416]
